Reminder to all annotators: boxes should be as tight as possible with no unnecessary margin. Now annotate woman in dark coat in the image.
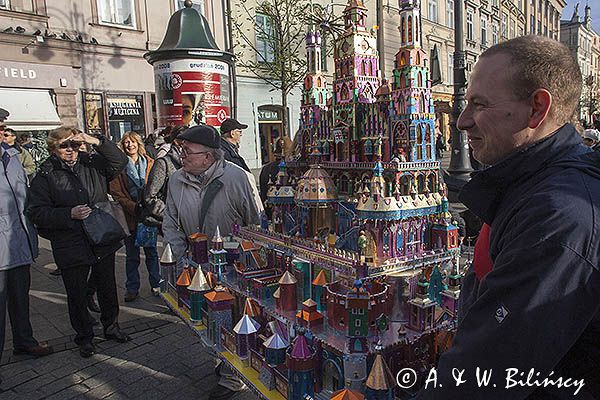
[28,127,130,358]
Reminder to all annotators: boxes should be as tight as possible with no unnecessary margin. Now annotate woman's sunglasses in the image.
[59,140,84,150]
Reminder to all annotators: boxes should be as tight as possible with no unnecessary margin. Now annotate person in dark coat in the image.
[259,136,292,215]
[219,118,250,172]
[28,127,130,358]
[143,133,158,159]
[418,36,600,399]
[141,130,183,229]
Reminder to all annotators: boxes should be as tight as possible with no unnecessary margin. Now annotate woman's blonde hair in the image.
[47,126,80,151]
[120,132,146,156]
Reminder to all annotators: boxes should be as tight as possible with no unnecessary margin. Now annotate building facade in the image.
[0,0,227,142]
[561,4,598,124]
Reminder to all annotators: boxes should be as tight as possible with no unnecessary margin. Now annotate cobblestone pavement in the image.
[0,239,257,400]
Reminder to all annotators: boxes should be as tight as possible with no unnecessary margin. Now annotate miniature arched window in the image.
[341,84,350,101]
[426,144,432,159]
[421,224,428,246]
[415,19,419,42]
[417,174,425,192]
[401,175,411,195]
[353,340,363,352]
[428,173,437,192]
[317,77,322,87]
[418,71,423,87]
[400,74,406,89]
[417,145,423,160]
[319,92,323,104]
[400,53,406,66]
[416,125,423,143]
[409,226,415,243]
[408,16,413,42]
[364,139,373,155]
[323,141,330,155]
[420,95,426,113]
[396,229,404,254]
[425,123,432,142]
[401,17,406,43]
[383,228,391,252]
[416,52,421,65]
[340,174,349,194]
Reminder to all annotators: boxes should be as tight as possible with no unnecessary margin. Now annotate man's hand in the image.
[72,132,100,147]
[71,204,92,220]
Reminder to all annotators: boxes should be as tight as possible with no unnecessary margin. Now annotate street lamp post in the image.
[444,0,473,198]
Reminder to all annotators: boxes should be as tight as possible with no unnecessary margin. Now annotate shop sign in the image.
[258,109,280,122]
[107,95,143,117]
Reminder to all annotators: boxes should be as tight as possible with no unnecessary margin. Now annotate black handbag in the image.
[82,201,129,246]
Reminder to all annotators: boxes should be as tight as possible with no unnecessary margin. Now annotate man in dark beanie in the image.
[219,118,250,172]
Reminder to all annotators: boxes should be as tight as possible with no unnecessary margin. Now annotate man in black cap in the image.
[219,118,250,172]
[163,124,262,264]
[162,124,263,398]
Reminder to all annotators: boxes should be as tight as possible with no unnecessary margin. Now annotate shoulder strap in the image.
[198,178,224,232]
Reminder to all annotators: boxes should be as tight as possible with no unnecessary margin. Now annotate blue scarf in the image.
[126,155,147,201]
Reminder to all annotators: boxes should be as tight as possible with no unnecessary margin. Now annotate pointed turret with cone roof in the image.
[365,342,394,399]
[278,271,298,312]
[160,243,176,265]
[212,226,224,251]
[286,329,317,400]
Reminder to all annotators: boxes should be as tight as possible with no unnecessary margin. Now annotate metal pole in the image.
[444,0,473,195]
[377,0,385,76]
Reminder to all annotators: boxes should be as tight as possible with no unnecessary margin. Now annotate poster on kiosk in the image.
[154,59,231,129]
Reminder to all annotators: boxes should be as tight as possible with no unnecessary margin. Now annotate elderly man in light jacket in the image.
[163,124,263,264]
[162,125,263,398]
[0,144,53,374]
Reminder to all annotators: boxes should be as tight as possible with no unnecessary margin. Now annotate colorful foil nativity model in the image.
[159,1,463,399]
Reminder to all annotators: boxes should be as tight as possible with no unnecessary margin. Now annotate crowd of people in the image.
[1,34,599,399]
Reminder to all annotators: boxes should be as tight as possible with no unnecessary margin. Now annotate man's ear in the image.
[528,89,552,129]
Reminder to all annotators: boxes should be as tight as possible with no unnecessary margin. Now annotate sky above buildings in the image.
[563,0,600,33]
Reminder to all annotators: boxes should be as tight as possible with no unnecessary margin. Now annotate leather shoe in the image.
[87,294,101,313]
[124,292,138,302]
[104,324,131,343]
[13,343,54,357]
[79,342,95,358]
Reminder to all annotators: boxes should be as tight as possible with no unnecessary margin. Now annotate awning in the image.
[0,88,62,131]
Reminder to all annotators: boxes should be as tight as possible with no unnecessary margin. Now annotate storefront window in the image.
[106,94,145,142]
[84,92,105,136]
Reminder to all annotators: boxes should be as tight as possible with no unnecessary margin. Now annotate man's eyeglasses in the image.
[180,147,211,158]
[58,140,84,150]
[2,133,15,138]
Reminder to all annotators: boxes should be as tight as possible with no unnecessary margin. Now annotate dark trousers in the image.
[60,253,119,345]
[0,265,38,359]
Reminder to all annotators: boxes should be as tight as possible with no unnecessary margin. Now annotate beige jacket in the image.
[163,159,263,263]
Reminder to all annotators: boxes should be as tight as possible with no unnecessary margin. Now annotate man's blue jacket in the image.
[420,124,600,399]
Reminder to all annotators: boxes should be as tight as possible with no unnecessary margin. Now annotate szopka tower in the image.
[332,0,381,160]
